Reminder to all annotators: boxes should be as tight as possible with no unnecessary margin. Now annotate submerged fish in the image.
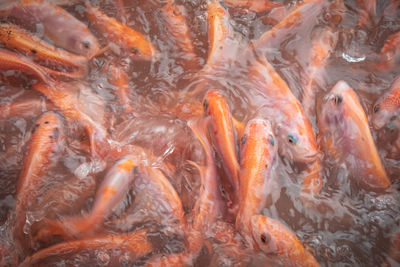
[236,119,277,244]
[372,76,400,130]
[251,215,320,267]
[13,111,64,254]
[20,229,152,266]
[223,0,282,13]
[1,0,100,57]
[317,80,391,192]
[34,154,139,242]
[85,3,158,60]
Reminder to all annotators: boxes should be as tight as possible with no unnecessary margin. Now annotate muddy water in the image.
[0,0,400,266]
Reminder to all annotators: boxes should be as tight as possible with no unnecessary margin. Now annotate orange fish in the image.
[188,118,224,233]
[107,62,134,114]
[203,90,240,203]
[0,21,88,70]
[20,229,152,266]
[372,77,400,130]
[301,26,338,122]
[34,154,138,242]
[246,56,318,163]
[223,0,282,13]
[0,48,84,81]
[0,95,54,120]
[161,2,200,70]
[13,111,64,253]
[235,119,277,243]
[253,0,327,53]
[32,81,109,159]
[2,0,100,57]
[251,215,320,267]
[372,30,400,71]
[317,80,391,192]
[85,3,158,60]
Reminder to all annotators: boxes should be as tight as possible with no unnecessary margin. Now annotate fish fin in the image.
[187,117,212,158]
[187,160,207,181]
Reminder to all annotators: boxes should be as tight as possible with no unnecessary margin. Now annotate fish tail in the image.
[187,117,212,159]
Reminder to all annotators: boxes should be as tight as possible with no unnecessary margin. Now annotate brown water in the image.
[0,0,400,266]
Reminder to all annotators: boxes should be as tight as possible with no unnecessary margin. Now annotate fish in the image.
[161,2,200,70]
[13,111,64,254]
[203,90,240,205]
[109,165,185,233]
[252,0,327,54]
[20,229,152,266]
[107,62,134,114]
[1,0,100,57]
[373,30,400,71]
[32,81,109,159]
[223,0,282,13]
[0,21,88,70]
[301,26,338,123]
[251,215,320,267]
[355,0,376,28]
[0,95,54,120]
[317,80,391,192]
[35,155,138,241]
[235,118,277,244]
[33,154,139,242]
[0,48,85,81]
[245,55,318,163]
[372,77,400,130]
[188,118,224,233]
[85,3,158,60]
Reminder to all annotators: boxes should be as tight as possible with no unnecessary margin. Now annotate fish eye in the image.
[373,104,380,113]
[288,134,297,145]
[260,234,269,244]
[269,135,274,146]
[203,99,209,111]
[332,95,343,106]
[81,41,91,49]
[241,134,246,145]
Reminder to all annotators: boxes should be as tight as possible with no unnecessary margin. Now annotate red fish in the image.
[301,26,338,122]
[0,96,54,120]
[203,90,240,204]
[2,0,100,57]
[355,0,376,28]
[34,154,138,242]
[251,215,320,267]
[0,48,85,81]
[107,62,134,114]
[85,3,158,60]
[373,30,400,71]
[161,2,200,70]
[253,0,327,53]
[20,229,152,266]
[0,21,88,70]
[235,119,277,244]
[317,80,391,192]
[188,118,224,233]
[13,111,64,253]
[372,77,400,130]
[32,81,109,159]
[223,0,282,13]
[246,56,318,163]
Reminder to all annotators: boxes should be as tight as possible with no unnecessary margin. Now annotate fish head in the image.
[241,118,277,161]
[67,33,100,58]
[250,215,283,254]
[203,89,226,116]
[277,116,318,163]
[372,77,400,130]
